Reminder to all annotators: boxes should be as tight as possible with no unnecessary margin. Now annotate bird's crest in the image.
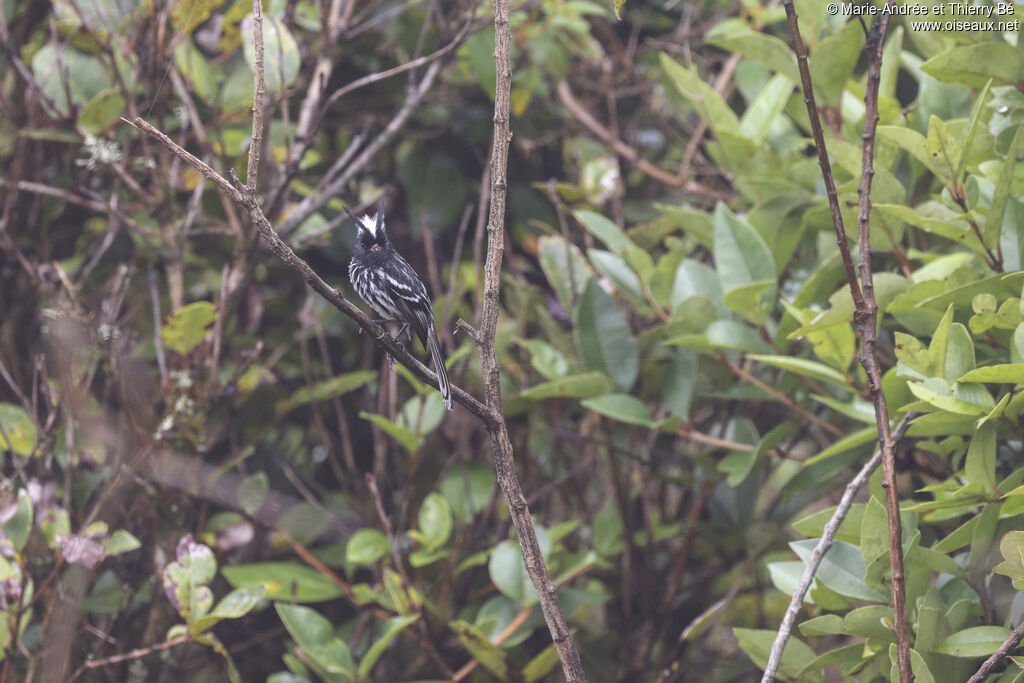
[345,198,386,238]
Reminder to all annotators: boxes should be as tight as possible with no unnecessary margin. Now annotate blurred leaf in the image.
[222,562,344,602]
[575,279,639,392]
[3,491,32,553]
[581,393,653,427]
[191,584,267,634]
[0,403,37,456]
[276,604,355,677]
[935,626,1011,657]
[276,370,376,415]
[416,493,452,551]
[440,464,495,524]
[162,301,217,355]
[102,529,141,557]
[450,619,514,679]
[242,15,301,92]
[347,529,389,566]
[359,412,423,454]
[358,615,419,679]
[538,234,593,315]
[237,472,269,516]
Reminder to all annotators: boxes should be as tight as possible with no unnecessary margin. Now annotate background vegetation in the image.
[3,0,1024,680]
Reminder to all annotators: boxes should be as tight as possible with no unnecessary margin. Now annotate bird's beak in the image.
[370,245,380,252]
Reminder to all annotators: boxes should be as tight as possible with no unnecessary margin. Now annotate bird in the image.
[346,200,453,411]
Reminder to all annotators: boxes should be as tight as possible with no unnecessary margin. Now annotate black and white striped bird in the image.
[346,201,453,410]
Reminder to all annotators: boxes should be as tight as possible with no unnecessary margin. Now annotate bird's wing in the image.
[382,254,433,346]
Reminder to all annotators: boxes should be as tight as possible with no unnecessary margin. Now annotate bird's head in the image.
[346,199,389,254]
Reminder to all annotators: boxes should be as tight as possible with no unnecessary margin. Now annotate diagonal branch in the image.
[761,412,917,681]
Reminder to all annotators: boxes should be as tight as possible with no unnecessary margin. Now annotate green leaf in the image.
[538,235,592,315]
[713,203,777,324]
[733,628,819,681]
[0,403,36,457]
[748,354,848,388]
[242,16,301,92]
[102,529,141,557]
[78,88,125,135]
[935,626,1011,657]
[417,493,452,551]
[959,364,1024,383]
[237,472,269,516]
[662,352,696,420]
[921,42,1023,88]
[790,539,888,602]
[580,394,654,427]
[463,24,496,100]
[3,490,33,552]
[706,31,798,85]
[162,537,216,624]
[162,301,218,355]
[660,53,740,137]
[276,370,376,415]
[505,372,614,415]
[31,44,112,117]
[575,279,639,392]
[190,584,267,634]
[222,562,343,602]
[358,615,419,679]
[859,496,888,567]
[965,422,997,495]
[807,19,862,106]
[346,529,389,566]
[575,209,634,255]
[440,464,495,524]
[275,603,355,677]
[450,619,514,680]
[986,116,1023,249]
[359,412,423,454]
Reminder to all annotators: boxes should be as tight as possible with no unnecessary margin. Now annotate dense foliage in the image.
[4,0,1024,680]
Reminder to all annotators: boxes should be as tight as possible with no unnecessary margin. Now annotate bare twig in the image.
[247,0,265,189]
[476,1,586,680]
[966,618,1024,683]
[277,60,442,237]
[761,412,917,681]
[67,634,191,682]
[556,79,730,200]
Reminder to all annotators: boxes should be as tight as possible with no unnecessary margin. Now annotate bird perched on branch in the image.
[346,200,453,410]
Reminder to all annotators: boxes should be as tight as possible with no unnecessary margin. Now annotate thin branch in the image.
[247,0,266,189]
[477,1,587,680]
[277,59,442,237]
[556,79,731,200]
[67,634,191,682]
[966,618,1024,683]
[761,412,917,682]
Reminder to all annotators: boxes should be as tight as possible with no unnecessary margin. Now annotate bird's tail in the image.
[428,325,453,410]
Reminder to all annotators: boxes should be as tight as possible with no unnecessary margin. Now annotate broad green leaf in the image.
[103,530,141,557]
[921,42,1023,88]
[935,626,1011,657]
[504,372,614,415]
[859,496,888,568]
[450,619,514,680]
[190,584,267,634]
[575,279,639,391]
[538,235,592,315]
[31,44,112,117]
[790,539,888,602]
[0,403,37,457]
[807,19,861,106]
[359,412,423,454]
[713,203,776,324]
[275,603,355,677]
[660,53,740,137]
[417,493,452,551]
[964,422,997,494]
[986,119,1024,249]
[347,529,389,566]
[78,88,125,134]
[959,364,1024,383]
[276,370,376,415]
[237,472,269,516]
[358,615,419,679]
[440,464,495,524]
[242,15,301,92]
[733,628,820,681]
[748,354,848,388]
[222,562,344,602]
[3,491,33,552]
[705,31,798,84]
[738,74,792,145]
[575,210,634,255]
[162,301,217,355]
[580,394,654,427]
